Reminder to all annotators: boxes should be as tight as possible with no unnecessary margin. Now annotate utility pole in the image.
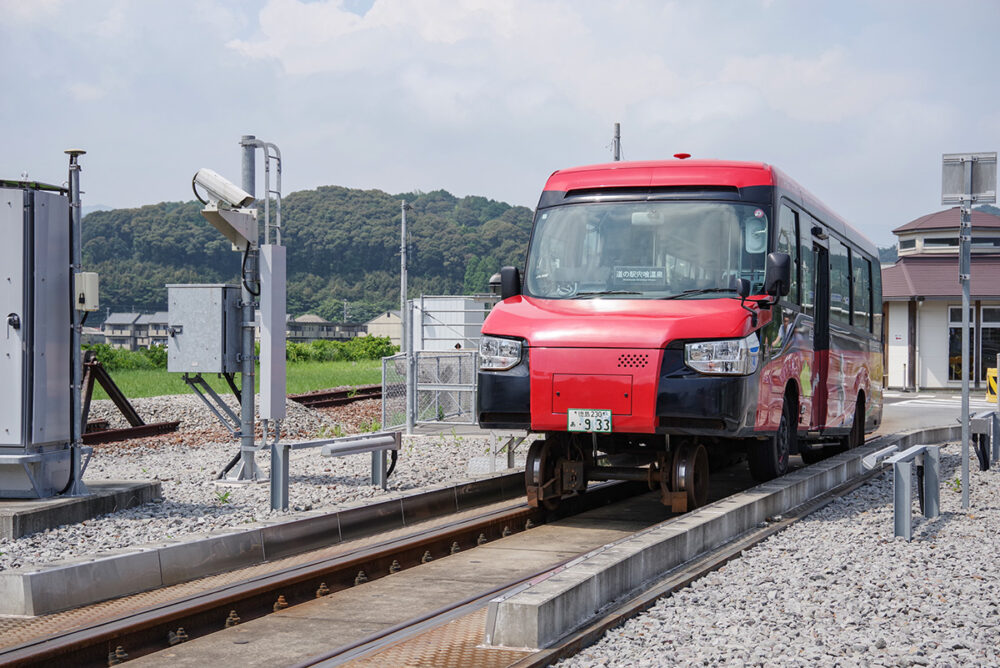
[612,123,621,161]
[942,152,997,509]
[231,135,263,482]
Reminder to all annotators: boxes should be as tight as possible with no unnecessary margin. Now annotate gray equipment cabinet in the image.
[0,184,72,498]
[167,285,242,374]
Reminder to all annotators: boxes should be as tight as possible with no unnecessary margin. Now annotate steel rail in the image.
[0,482,640,667]
[291,440,885,667]
[288,384,383,408]
[513,439,885,668]
[81,420,181,445]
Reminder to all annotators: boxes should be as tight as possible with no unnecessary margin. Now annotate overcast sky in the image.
[2,0,998,247]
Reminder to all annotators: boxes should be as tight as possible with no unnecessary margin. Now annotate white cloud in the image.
[720,48,914,123]
[67,82,107,102]
[0,0,65,23]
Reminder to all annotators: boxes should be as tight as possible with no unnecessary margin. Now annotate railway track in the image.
[0,481,644,667]
[287,384,382,408]
[82,384,382,445]
[2,434,908,667]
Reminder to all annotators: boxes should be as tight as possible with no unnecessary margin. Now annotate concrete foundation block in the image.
[160,530,265,586]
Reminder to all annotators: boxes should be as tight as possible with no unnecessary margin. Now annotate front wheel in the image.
[748,400,794,481]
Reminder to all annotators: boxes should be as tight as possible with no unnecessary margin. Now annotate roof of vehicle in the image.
[541,159,876,257]
[543,159,775,192]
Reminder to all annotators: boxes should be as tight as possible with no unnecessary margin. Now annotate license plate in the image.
[567,409,612,433]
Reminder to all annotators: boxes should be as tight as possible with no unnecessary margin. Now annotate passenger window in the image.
[852,255,871,332]
[829,239,851,325]
[800,217,815,317]
[872,265,883,335]
[777,205,799,305]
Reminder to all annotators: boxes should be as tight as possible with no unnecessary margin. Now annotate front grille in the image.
[618,353,649,369]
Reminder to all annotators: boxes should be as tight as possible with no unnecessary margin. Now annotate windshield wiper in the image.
[572,290,643,298]
[661,287,737,300]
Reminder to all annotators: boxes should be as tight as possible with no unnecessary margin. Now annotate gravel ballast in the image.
[0,394,513,571]
[560,445,1000,667]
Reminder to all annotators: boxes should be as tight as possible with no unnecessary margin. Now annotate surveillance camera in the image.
[192,168,255,209]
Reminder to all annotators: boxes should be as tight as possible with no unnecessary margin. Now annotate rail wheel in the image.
[525,439,562,510]
[749,400,794,482]
[672,442,709,509]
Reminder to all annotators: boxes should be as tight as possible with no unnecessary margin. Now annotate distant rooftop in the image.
[893,207,1000,234]
[103,313,141,325]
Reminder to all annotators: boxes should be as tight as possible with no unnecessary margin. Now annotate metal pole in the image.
[613,123,621,161]
[995,353,1000,464]
[400,201,408,352]
[406,299,416,434]
[230,136,262,482]
[65,149,88,497]
[960,158,972,509]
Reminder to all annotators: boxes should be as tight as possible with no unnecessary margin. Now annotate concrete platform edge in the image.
[0,481,162,540]
[485,425,961,649]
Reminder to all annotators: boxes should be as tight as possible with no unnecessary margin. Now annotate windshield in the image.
[524,201,770,299]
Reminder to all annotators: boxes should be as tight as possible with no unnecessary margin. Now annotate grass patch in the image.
[91,360,383,400]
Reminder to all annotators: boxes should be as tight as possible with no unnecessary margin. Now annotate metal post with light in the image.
[942,151,997,509]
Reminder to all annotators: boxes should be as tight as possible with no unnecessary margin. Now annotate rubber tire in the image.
[830,394,865,454]
[843,394,865,450]
[749,400,794,482]
[799,444,828,465]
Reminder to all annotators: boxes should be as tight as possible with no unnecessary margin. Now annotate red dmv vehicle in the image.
[478,159,883,510]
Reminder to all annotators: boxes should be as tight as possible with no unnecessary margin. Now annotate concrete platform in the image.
[485,425,962,649]
[0,480,161,540]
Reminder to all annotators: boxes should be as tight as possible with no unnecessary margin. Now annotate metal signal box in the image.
[167,284,242,374]
[0,184,72,498]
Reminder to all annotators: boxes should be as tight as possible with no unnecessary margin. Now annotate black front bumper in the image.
[477,358,531,430]
[654,348,758,436]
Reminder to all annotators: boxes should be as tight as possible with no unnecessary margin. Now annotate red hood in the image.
[482,295,763,348]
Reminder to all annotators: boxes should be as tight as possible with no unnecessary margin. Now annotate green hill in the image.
[82,187,534,324]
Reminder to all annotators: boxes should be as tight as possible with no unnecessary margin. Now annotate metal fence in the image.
[381,351,478,431]
[381,353,408,431]
[415,351,478,424]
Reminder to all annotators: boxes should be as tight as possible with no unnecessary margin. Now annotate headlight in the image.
[479,335,523,371]
[684,333,760,375]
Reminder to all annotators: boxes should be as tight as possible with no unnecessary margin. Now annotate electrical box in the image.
[167,284,242,374]
[0,184,72,498]
[75,272,99,311]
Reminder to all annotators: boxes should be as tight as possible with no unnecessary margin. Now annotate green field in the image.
[91,359,383,400]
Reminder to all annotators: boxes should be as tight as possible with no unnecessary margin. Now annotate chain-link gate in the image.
[381,351,479,430]
[381,353,408,431]
[415,351,478,424]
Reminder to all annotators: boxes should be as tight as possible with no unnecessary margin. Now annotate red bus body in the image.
[478,160,883,489]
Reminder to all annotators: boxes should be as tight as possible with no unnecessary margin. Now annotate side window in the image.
[829,238,851,325]
[872,263,883,336]
[852,254,871,332]
[777,204,799,304]
[800,217,815,317]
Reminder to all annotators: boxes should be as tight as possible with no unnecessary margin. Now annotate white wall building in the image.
[882,207,1000,390]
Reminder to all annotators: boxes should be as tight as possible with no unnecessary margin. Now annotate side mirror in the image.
[735,278,751,299]
[764,252,791,297]
[500,266,521,300]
